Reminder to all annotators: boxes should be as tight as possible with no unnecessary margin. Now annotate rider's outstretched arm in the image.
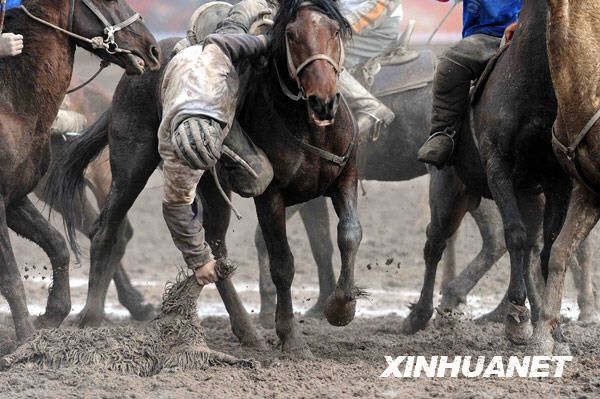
[203,33,269,66]
[343,0,399,33]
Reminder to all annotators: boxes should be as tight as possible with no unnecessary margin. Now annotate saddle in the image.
[351,49,436,99]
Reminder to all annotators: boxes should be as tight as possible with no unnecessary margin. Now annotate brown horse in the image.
[0,0,159,342]
[46,0,357,356]
[530,0,600,353]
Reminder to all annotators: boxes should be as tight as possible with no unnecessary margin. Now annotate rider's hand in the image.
[195,259,219,285]
[0,33,24,57]
[503,22,518,44]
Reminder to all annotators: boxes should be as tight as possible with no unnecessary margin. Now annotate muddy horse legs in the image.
[198,175,266,349]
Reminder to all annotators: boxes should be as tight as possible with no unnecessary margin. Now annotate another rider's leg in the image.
[215,0,274,35]
[160,117,226,283]
[50,110,87,136]
[338,70,394,142]
[417,34,501,167]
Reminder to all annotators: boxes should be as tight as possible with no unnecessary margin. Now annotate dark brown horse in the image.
[0,0,159,342]
[46,0,357,355]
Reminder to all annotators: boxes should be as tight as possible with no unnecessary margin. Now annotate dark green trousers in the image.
[430,34,502,135]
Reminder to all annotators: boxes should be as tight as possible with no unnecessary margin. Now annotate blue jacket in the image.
[5,0,22,11]
[462,0,522,38]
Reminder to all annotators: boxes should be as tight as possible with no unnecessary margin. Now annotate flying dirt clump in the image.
[0,260,255,376]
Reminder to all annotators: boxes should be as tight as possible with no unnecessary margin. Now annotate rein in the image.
[552,108,600,194]
[20,0,141,55]
[0,0,6,34]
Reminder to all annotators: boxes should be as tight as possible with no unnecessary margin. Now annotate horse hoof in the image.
[505,303,533,345]
[578,310,600,324]
[129,303,157,322]
[76,308,104,328]
[324,289,356,327]
[402,306,433,335]
[34,313,65,329]
[258,310,275,329]
[281,339,314,359]
[433,306,470,329]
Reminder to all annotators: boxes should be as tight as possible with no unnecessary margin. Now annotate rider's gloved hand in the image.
[0,33,24,57]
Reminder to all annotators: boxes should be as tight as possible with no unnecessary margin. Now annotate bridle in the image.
[277,1,345,102]
[20,0,141,55]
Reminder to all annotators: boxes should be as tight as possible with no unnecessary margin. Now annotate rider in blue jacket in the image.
[417,0,522,167]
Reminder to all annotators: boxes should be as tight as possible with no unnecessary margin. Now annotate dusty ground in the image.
[0,52,599,398]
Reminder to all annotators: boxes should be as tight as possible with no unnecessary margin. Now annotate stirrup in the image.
[358,110,384,142]
[423,128,456,153]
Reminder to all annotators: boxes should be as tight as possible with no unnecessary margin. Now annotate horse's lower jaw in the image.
[122,54,146,75]
[307,108,335,127]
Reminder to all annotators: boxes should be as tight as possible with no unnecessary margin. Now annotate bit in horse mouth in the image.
[124,53,146,75]
[307,106,335,127]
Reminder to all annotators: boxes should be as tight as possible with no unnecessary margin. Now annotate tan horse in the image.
[531,0,600,353]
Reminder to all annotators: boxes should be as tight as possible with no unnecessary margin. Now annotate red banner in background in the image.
[128,0,463,44]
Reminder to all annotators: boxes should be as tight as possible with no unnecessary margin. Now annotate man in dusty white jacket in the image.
[159,33,269,285]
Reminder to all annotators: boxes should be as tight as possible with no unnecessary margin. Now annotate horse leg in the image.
[198,175,266,349]
[440,199,507,314]
[531,183,600,353]
[256,203,303,329]
[484,154,533,344]
[79,152,160,327]
[403,167,477,334]
[440,232,457,291]
[6,197,71,329]
[255,189,310,356]
[300,197,336,318]
[571,237,599,322]
[84,154,154,321]
[0,199,34,342]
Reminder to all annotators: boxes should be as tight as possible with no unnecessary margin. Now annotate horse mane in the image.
[269,0,351,58]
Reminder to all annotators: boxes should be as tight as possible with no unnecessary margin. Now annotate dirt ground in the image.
[1,52,599,399]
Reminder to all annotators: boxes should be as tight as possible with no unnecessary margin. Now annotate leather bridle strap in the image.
[552,108,600,195]
[20,0,141,55]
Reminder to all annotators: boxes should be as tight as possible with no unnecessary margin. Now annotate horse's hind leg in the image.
[300,197,336,318]
[6,197,71,329]
[403,167,478,334]
[570,237,599,322]
[440,232,458,291]
[255,189,311,356]
[440,199,507,313]
[531,183,600,353]
[0,200,34,342]
[198,175,266,349]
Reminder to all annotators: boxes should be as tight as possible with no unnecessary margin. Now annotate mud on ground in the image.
[0,53,599,399]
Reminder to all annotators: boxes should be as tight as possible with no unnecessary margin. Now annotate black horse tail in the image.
[44,110,110,261]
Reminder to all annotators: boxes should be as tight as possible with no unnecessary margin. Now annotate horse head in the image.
[69,0,160,74]
[272,0,351,126]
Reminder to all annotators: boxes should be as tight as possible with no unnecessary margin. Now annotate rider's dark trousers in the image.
[430,33,502,135]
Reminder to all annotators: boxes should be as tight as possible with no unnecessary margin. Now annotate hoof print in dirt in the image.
[1,271,246,376]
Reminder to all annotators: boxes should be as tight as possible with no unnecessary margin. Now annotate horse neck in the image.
[1,0,75,130]
[546,1,600,116]
[510,0,549,69]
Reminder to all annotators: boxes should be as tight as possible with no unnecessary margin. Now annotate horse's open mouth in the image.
[123,53,146,75]
[307,105,335,127]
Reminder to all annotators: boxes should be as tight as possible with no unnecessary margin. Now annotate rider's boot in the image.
[338,70,395,142]
[417,127,456,168]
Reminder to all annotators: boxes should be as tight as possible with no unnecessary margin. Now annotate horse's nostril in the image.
[150,45,160,61]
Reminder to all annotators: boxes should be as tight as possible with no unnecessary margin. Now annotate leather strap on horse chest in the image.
[288,95,357,168]
[553,107,600,194]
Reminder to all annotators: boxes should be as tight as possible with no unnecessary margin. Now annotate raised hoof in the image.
[323,287,365,327]
[402,305,433,335]
[128,303,158,322]
[505,303,533,345]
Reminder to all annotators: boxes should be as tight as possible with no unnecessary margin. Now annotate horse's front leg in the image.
[255,189,311,356]
[323,162,362,326]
